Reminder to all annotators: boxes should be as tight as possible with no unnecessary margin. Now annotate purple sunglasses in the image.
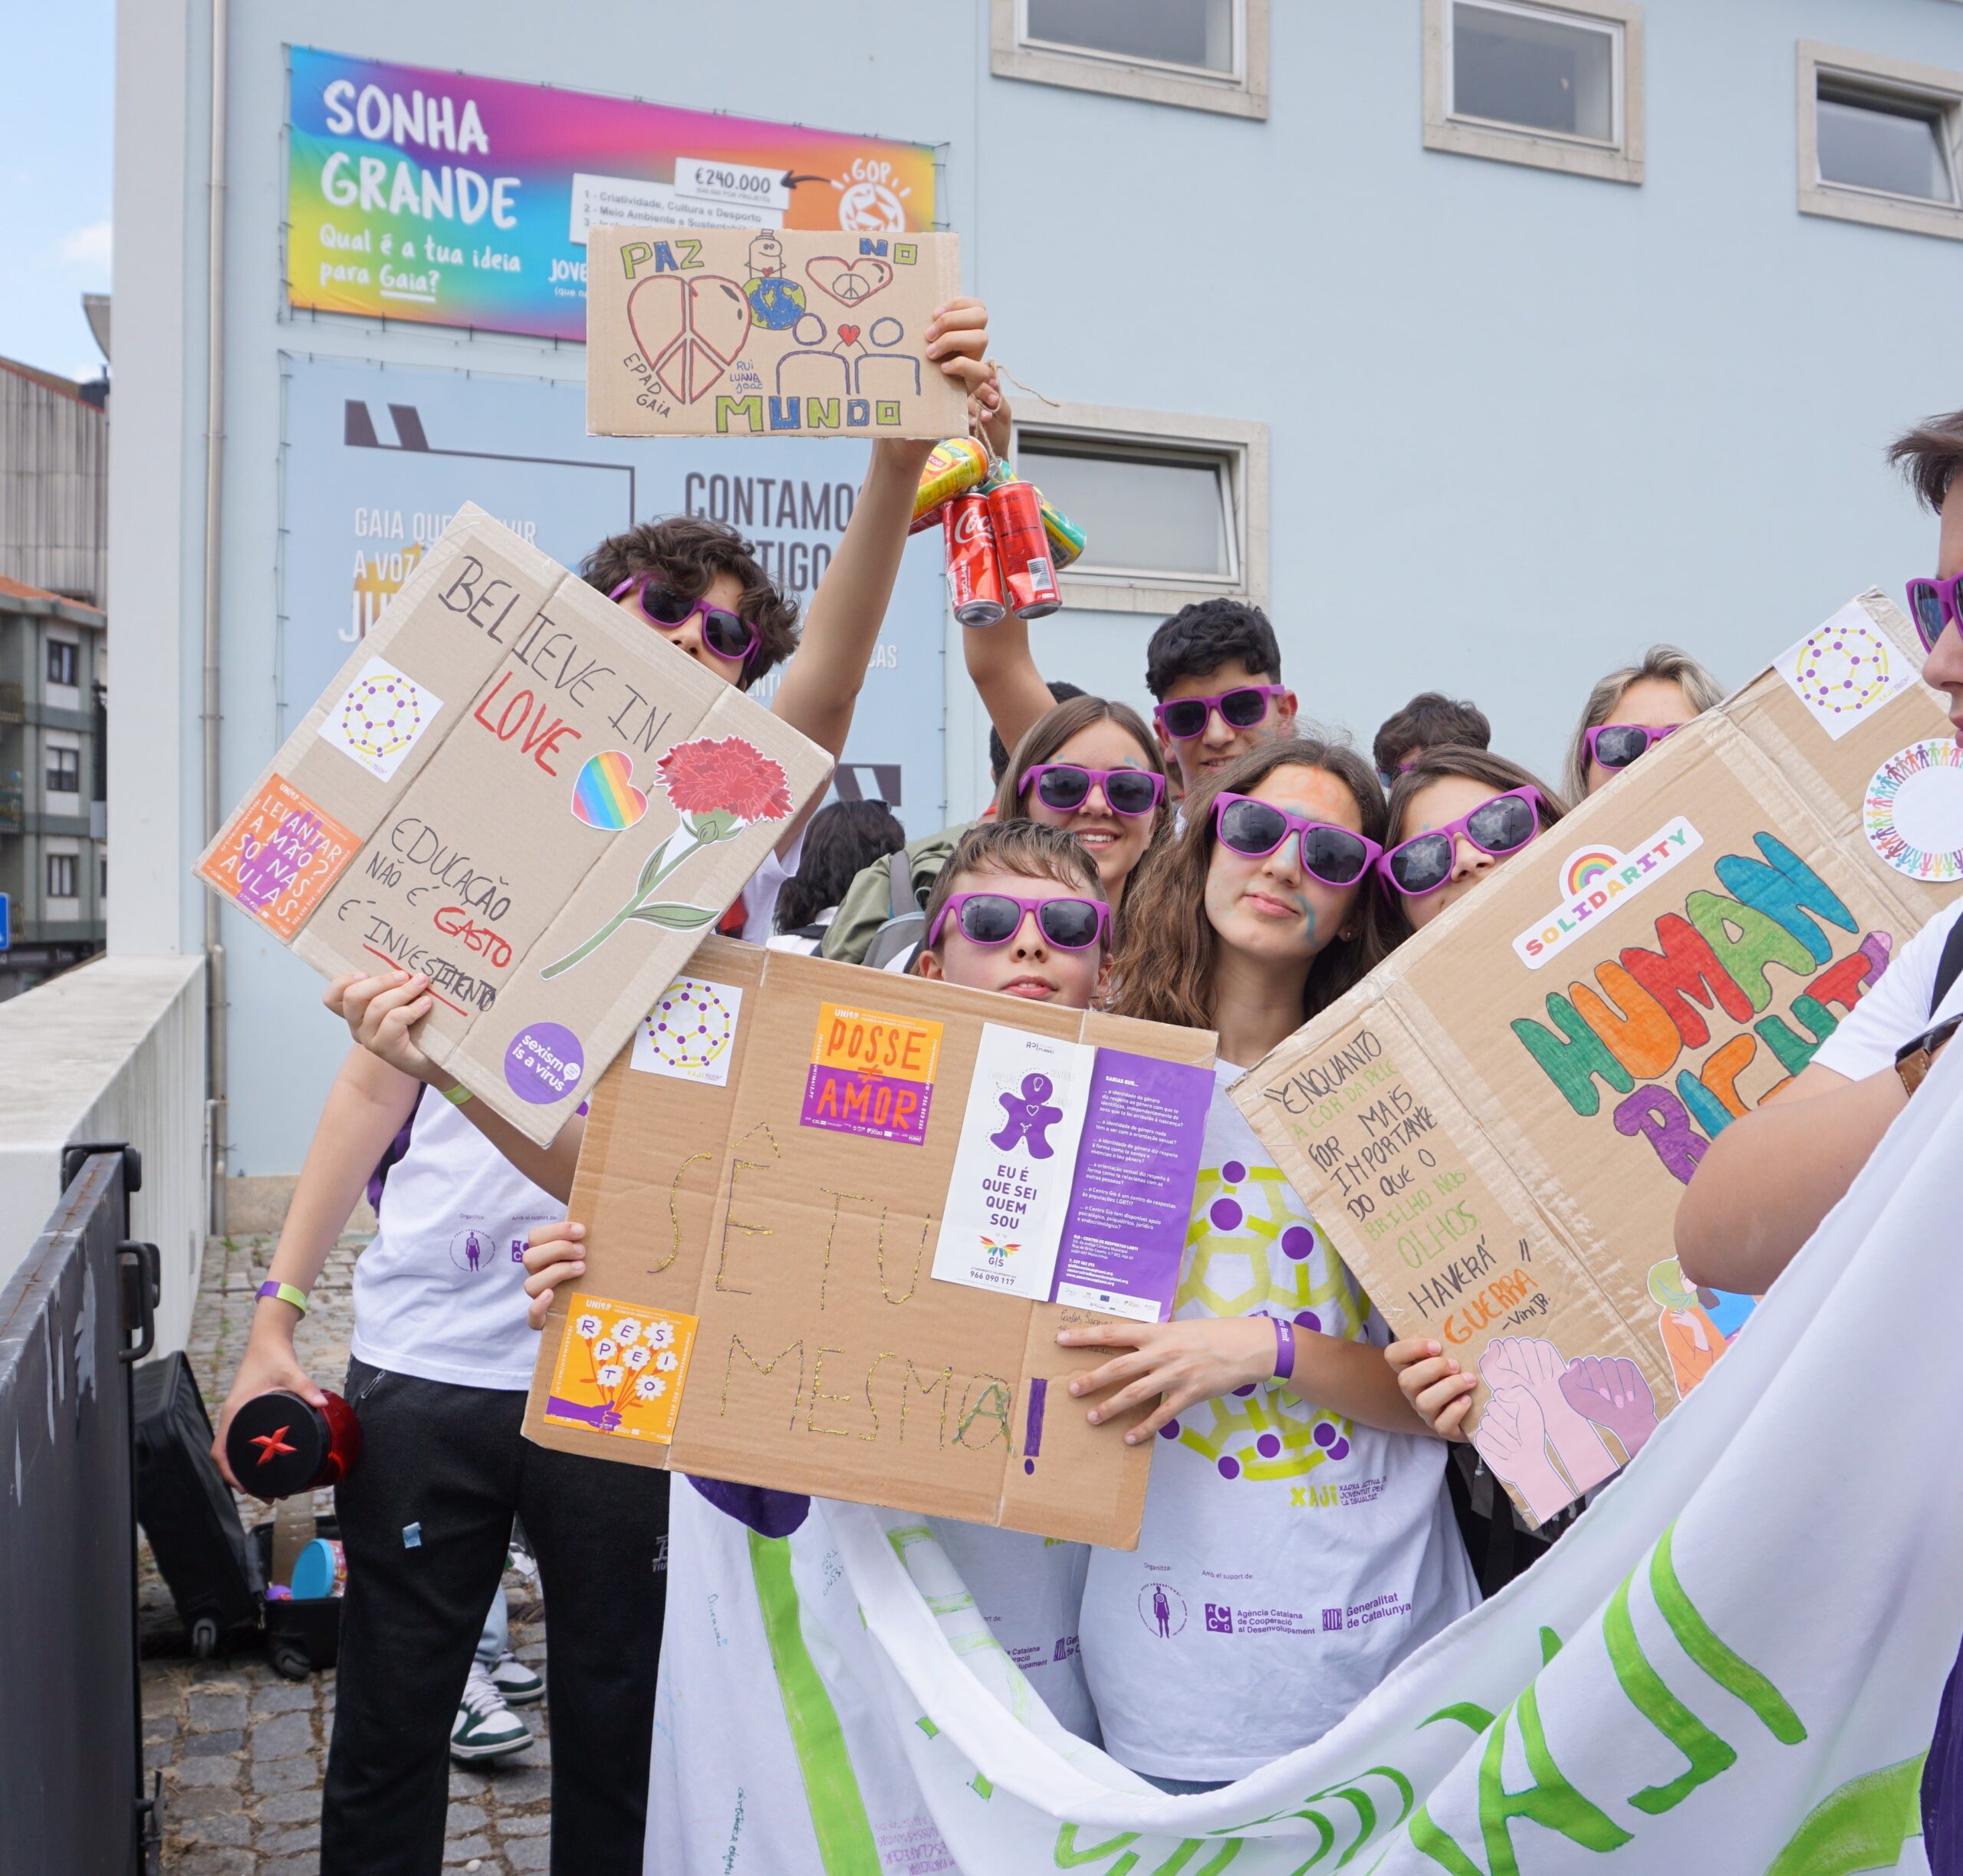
[1906,574,1963,654]
[1155,684,1289,742]
[926,891,1111,953]
[1211,792,1383,887]
[1583,722,1679,772]
[608,574,761,667]
[1021,764,1165,818]
[1378,786,1544,899]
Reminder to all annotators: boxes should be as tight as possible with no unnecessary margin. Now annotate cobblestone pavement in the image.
[141,1233,555,1874]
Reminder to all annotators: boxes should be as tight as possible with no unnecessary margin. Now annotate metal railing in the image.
[0,1144,159,1876]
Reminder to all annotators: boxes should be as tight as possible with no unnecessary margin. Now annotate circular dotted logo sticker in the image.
[1865,739,1963,883]
[338,671,424,762]
[645,979,738,1073]
[1791,621,1892,722]
[505,1022,585,1104]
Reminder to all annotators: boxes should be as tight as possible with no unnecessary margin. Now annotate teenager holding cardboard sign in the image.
[1060,739,1477,1789]
[505,823,1117,1876]
[228,298,999,1876]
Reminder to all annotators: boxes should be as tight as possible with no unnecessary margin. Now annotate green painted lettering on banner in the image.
[1603,1567,1738,1813]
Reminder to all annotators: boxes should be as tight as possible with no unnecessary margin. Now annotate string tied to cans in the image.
[907,433,1087,627]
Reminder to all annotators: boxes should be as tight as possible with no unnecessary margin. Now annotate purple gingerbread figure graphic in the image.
[991,1072,1064,1159]
[1151,1584,1172,1637]
[463,1229,487,1272]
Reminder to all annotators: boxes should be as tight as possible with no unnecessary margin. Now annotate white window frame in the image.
[44,734,82,805]
[1423,0,1645,186]
[1798,42,1963,243]
[44,634,81,707]
[45,847,79,904]
[1008,402,1268,615]
[991,0,1268,120]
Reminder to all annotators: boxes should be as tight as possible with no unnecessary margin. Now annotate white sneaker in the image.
[450,1661,532,1762]
[488,1649,544,1706]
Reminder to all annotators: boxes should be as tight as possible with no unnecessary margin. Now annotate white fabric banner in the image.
[651,1051,1963,1876]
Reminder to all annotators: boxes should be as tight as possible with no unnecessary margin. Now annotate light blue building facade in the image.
[112,0,1963,1186]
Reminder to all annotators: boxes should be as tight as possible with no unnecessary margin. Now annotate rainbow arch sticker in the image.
[1562,851,1621,896]
[1512,820,1705,970]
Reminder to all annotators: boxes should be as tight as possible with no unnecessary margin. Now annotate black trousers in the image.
[321,1358,669,1876]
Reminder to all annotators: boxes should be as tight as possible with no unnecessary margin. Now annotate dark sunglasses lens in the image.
[1219,688,1270,729]
[1218,798,1288,855]
[1104,772,1159,816]
[1301,826,1369,885]
[639,584,696,626]
[1389,833,1453,895]
[1467,793,1537,854]
[1162,700,1208,739]
[958,896,1023,944]
[1594,726,1649,769]
[700,608,754,661]
[1035,768,1091,811]
[1913,585,1946,650]
[1038,900,1103,949]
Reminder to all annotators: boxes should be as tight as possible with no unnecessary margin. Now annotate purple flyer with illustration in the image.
[1050,1049,1214,1321]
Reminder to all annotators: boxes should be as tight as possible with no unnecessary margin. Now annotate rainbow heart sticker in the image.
[571,751,650,830]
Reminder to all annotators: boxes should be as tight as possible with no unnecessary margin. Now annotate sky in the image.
[0,0,114,382]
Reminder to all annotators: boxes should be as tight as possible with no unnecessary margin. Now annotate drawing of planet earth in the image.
[745,275,807,331]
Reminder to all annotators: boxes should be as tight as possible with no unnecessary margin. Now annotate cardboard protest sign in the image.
[1233,591,1963,1524]
[584,225,965,440]
[521,940,1218,1548]
[195,504,830,1146]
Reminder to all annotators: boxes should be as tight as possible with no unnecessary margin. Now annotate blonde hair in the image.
[912,822,1107,973]
[1562,646,1723,799]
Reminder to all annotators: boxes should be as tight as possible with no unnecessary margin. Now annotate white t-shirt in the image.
[350,830,803,1390]
[1809,900,1963,1081]
[1078,1065,1478,1782]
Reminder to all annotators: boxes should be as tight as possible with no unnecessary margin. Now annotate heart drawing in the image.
[807,256,893,308]
[570,750,650,831]
[837,324,862,347]
[626,274,751,404]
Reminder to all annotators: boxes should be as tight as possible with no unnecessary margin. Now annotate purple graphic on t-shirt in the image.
[990,1072,1064,1157]
[1152,1585,1172,1636]
[1205,1602,1235,1634]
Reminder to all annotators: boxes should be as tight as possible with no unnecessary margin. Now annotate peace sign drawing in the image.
[626,273,752,404]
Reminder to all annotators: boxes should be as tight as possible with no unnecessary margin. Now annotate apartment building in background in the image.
[0,351,109,996]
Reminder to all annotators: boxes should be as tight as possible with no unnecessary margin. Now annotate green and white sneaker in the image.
[450,1661,532,1762]
[488,1650,544,1706]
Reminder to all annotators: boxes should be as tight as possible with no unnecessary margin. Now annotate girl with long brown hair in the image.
[1372,745,1567,949]
[993,693,1169,921]
[1056,738,1476,1791]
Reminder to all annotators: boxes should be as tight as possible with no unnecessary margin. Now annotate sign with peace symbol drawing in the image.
[585,224,965,440]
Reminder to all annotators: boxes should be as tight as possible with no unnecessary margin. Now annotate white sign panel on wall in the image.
[279,354,945,834]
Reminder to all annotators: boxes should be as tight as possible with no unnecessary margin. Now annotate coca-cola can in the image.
[985,479,1062,619]
[944,492,1007,627]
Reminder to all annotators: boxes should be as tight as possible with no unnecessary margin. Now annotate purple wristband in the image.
[1271,1315,1295,1383]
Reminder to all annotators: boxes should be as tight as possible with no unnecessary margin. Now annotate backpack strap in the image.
[889,847,919,920]
[1932,913,1963,1019]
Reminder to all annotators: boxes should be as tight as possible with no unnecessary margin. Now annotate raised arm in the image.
[1673,1060,1901,1294]
[768,300,996,847]
[323,969,586,1203]
[962,604,1062,766]
[212,1043,420,1487]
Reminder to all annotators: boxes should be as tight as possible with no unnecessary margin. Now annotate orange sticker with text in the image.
[196,775,357,940]
[545,1294,698,1445]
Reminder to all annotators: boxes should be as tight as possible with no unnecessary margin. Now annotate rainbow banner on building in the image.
[286,47,939,342]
